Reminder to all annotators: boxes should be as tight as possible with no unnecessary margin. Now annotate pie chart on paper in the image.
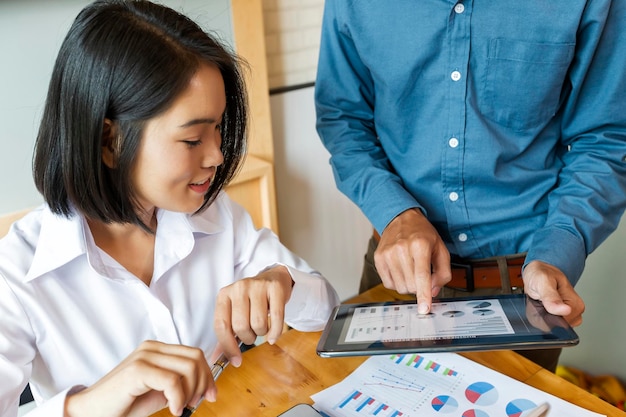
[431,395,459,413]
[465,381,498,406]
[505,398,538,417]
[462,410,490,417]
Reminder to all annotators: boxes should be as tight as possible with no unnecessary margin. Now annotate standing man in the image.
[315,0,626,372]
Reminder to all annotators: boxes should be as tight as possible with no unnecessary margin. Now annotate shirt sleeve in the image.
[0,281,75,417]
[264,264,340,332]
[314,0,420,233]
[18,388,74,417]
[225,196,340,331]
[0,274,36,417]
[526,0,626,284]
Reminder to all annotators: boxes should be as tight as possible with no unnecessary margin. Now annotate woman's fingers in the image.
[66,341,213,417]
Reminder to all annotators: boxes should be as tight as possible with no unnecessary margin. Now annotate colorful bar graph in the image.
[427,360,440,372]
[335,389,403,416]
[356,397,374,411]
[444,368,458,376]
[339,390,362,408]
[389,354,458,377]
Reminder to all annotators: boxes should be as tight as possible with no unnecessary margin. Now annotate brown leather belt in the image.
[372,230,524,292]
[449,255,524,292]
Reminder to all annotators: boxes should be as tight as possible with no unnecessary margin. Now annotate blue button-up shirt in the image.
[315,0,626,284]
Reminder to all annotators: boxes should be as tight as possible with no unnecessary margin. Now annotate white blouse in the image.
[0,193,340,417]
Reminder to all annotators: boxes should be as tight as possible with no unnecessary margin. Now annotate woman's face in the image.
[132,63,226,216]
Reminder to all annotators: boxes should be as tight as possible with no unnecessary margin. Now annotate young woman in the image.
[0,1,339,416]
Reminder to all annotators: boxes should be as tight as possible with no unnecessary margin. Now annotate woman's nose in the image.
[203,134,224,168]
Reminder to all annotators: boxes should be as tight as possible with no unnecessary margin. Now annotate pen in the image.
[526,402,550,417]
[179,356,228,417]
[209,350,231,381]
[181,342,242,417]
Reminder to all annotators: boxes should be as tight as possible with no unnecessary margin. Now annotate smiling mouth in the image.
[190,178,210,186]
[188,177,213,195]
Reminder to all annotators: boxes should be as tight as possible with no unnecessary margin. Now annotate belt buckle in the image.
[450,258,474,292]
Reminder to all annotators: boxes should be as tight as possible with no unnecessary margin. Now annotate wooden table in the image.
[152,285,625,417]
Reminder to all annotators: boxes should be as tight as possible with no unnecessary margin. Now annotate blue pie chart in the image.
[465,381,498,405]
[462,410,490,417]
[431,395,458,413]
[506,399,537,417]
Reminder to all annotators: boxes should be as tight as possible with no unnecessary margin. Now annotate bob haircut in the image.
[33,0,247,230]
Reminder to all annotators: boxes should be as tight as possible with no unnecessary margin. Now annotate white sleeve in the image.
[222,194,340,331]
[19,388,73,417]
[283,265,340,331]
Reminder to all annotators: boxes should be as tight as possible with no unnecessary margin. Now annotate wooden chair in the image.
[0,208,31,238]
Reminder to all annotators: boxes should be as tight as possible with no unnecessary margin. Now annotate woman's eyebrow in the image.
[178,117,217,128]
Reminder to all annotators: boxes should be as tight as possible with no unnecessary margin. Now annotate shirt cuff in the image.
[23,385,85,417]
[282,265,340,332]
[526,226,586,285]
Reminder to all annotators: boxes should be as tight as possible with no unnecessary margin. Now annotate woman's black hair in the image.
[33,0,247,230]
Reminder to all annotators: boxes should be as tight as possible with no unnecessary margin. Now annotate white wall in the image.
[0,0,233,215]
[270,86,626,382]
[559,216,626,380]
[271,87,372,301]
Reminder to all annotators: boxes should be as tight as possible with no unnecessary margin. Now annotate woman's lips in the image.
[189,178,210,194]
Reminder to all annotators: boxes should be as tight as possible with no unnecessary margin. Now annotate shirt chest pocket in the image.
[481,38,575,131]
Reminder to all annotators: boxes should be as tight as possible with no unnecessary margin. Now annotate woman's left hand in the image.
[213,265,294,366]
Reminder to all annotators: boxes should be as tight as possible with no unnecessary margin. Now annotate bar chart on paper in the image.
[313,353,463,416]
[311,353,606,417]
[393,353,458,377]
[335,390,404,417]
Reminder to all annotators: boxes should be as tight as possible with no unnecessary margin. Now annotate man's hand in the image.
[65,341,213,417]
[213,265,293,368]
[523,260,585,326]
[374,208,451,314]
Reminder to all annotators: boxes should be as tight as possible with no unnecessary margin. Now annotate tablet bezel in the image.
[316,294,578,358]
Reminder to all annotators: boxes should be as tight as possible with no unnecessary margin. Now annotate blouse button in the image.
[458,233,468,242]
[449,137,459,148]
[454,3,465,13]
[451,71,461,81]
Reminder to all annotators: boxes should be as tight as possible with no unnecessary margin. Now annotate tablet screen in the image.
[317,294,578,357]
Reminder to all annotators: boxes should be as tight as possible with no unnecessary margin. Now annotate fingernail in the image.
[418,303,429,314]
[231,356,242,367]
[206,390,217,403]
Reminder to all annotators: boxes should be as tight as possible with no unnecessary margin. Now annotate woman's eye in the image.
[184,140,202,148]
[216,124,222,133]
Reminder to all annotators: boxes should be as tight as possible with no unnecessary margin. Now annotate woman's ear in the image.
[102,119,118,169]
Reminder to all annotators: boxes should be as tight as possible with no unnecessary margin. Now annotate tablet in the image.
[316,294,578,357]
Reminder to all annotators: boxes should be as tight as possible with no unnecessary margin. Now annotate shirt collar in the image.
[25,208,87,282]
[151,209,224,282]
[24,206,225,283]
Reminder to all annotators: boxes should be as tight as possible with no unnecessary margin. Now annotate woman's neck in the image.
[87,216,157,286]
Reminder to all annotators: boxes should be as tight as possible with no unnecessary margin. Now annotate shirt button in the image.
[449,192,459,202]
[458,233,468,242]
[454,3,465,13]
[451,71,461,81]
[449,137,459,148]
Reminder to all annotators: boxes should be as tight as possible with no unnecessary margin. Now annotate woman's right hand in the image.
[64,340,214,417]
